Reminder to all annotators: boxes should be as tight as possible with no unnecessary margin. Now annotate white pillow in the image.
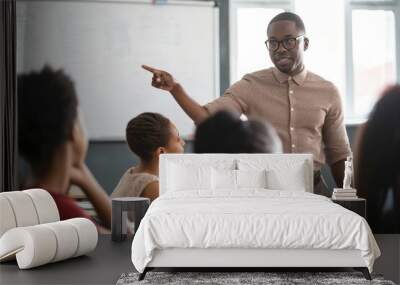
[212,168,236,190]
[209,159,237,171]
[211,169,268,191]
[237,158,308,191]
[236,169,268,189]
[267,167,306,191]
[166,162,212,191]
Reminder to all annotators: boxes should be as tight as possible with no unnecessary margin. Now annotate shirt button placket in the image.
[288,79,296,153]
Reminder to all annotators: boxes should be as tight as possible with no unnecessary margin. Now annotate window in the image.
[230,1,290,82]
[232,7,284,81]
[230,0,399,122]
[294,0,346,105]
[350,8,397,118]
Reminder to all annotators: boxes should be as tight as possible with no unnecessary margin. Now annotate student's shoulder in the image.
[141,180,159,201]
[117,167,157,183]
[121,167,156,180]
[111,167,140,197]
[143,180,159,192]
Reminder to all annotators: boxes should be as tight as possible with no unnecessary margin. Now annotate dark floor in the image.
[0,235,398,285]
[0,235,133,285]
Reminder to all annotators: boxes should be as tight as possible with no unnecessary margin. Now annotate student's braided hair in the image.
[126,112,171,162]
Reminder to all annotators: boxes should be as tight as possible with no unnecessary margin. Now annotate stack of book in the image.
[332,188,358,200]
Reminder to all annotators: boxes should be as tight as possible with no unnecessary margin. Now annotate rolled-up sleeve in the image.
[323,85,352,165]
[322,85,351,164]
[204,77,250,116]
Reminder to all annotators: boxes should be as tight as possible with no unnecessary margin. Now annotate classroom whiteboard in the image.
[17,0,219,139]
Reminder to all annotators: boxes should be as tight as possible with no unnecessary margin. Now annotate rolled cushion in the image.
[0,218,98,269]
[0,196,17,238]
[65,218,98,257]
[24,189,60,224]
[0,191,39,227]
[42,221,79,262]
[0,226,57,269]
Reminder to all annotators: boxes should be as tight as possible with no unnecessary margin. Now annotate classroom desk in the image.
[0,235,133,285]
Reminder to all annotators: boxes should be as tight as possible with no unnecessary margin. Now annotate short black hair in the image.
[126,112,171,162]
[18,66,78,174]
[194,111,281,154]
[267,12,306,34]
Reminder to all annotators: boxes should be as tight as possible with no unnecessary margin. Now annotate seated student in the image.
[354,85,400,233]
[18,66,111,229]
[111,113,185,201]
[194,110,282,153]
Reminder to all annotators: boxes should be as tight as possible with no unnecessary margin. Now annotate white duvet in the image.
[131,190,380,273]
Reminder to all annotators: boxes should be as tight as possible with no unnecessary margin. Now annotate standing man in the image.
[142,12,351,195]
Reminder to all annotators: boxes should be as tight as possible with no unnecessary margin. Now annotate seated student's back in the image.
[111,112,185,201]
[354,85,400,233]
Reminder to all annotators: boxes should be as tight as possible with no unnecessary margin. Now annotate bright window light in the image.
[234,8,284,82]
[352,10,397,117]
[295,0,346,106]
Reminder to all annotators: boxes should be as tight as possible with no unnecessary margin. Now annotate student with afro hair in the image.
[18,66,111,230]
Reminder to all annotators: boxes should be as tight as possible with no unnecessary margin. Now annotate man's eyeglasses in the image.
[265,35,305,52]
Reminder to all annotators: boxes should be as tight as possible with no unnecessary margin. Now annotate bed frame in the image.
[139,248,371,280]
[138,154,372,281]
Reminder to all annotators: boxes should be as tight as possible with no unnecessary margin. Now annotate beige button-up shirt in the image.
[204,67,351,170]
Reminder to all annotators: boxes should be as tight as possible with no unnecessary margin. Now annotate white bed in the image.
[131,154,380,280]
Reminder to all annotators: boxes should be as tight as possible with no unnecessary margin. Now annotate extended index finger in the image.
[142,65,159,74]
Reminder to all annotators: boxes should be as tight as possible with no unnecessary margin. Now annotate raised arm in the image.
[142,65,209,124]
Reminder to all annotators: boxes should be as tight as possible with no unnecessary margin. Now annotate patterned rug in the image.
[116,271,396,285]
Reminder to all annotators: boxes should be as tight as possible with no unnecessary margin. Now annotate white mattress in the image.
[131,191,380,273]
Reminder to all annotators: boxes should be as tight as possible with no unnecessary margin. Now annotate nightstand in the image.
[111,197,150,242]
[331,198,366,218]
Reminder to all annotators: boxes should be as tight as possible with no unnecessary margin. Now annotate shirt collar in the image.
[272,67,307,86]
